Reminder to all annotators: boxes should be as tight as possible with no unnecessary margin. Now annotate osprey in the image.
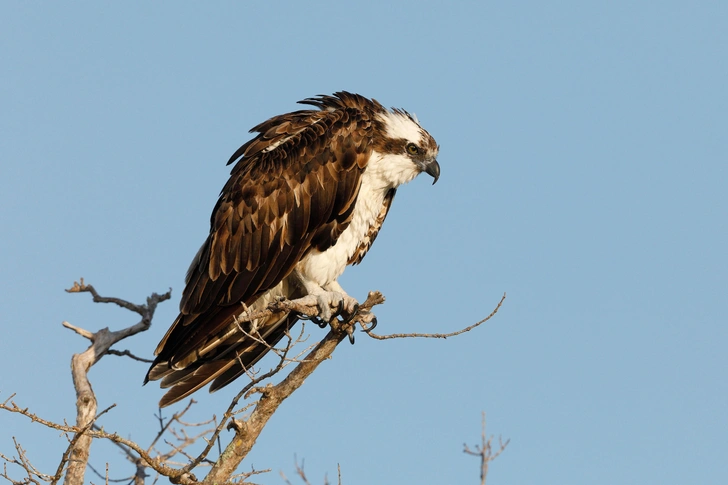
[146,92,440,407]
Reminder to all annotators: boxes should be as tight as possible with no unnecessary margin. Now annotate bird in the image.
[145,92,440,407]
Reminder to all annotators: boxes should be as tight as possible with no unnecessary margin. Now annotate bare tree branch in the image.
[364,293,506,340]
[54,405,116,485]
[147,400,198,454]
[463,412,510,485]
[86,463,132,484]
[203,291,385,483]
[60,280,171,485]
[228,465,271,485]
[177,323,305,476]
[2,281,505,484]
[105,350,154,363]
[279,456,340,485]
[280,456,312,485]
[1,396,79,434]
[64,279,171,318]
[0,438,54,485]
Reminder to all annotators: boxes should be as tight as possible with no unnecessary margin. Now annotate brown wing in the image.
[146,94,382,405]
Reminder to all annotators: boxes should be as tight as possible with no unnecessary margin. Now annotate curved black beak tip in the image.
[425,159,440,185]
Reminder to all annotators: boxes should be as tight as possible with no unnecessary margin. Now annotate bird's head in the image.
[372,108,440,187]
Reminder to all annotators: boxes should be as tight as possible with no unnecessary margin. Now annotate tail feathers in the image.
[209,312,299,392]
[158,361,232,408]
[150,311,299,408]
[145,362,175,384]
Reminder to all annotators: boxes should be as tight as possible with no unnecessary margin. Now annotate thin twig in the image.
[105,350,154,363]
[365,293,505,340]
[86,463,130,484]
[147,400,196,453]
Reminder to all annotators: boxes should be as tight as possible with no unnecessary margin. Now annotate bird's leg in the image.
[322,280,360,322]
[299,279,359,324]
[324,282,383,333]
[297,278,380,339]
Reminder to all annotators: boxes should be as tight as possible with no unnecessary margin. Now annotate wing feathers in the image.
[148,92,387,406]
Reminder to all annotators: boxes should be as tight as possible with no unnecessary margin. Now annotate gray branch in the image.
[60,280,171,485]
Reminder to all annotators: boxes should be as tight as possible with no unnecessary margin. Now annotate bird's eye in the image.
[406,143,419,155]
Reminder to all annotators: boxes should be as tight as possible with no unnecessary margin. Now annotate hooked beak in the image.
[422,159,440,184]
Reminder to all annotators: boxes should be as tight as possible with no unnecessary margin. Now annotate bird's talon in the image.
[336,299,345,316]
[294,311,312,321]
[311,316,327,328]
[341,306,360,324]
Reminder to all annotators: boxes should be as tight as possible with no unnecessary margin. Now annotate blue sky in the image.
[1,1,726,484]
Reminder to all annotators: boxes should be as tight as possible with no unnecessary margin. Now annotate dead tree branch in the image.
[60,280,171,485]
[203,291,385,484]
[0,395,199,485]
[2,279,505,485]
[364,293,506,340]
[279,456,311,485]
[105,350,154,363]
[0,437,54,485]
[463,412,510,485]
[175,321,306,477]
[279,455,341,485]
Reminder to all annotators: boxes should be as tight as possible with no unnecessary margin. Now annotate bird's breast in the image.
[296,171,390,287]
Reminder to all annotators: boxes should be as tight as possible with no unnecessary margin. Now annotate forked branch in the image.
[463,412,510,485]
[202,291,385,483]
[2,281,505,485]
[61,280,171,485]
